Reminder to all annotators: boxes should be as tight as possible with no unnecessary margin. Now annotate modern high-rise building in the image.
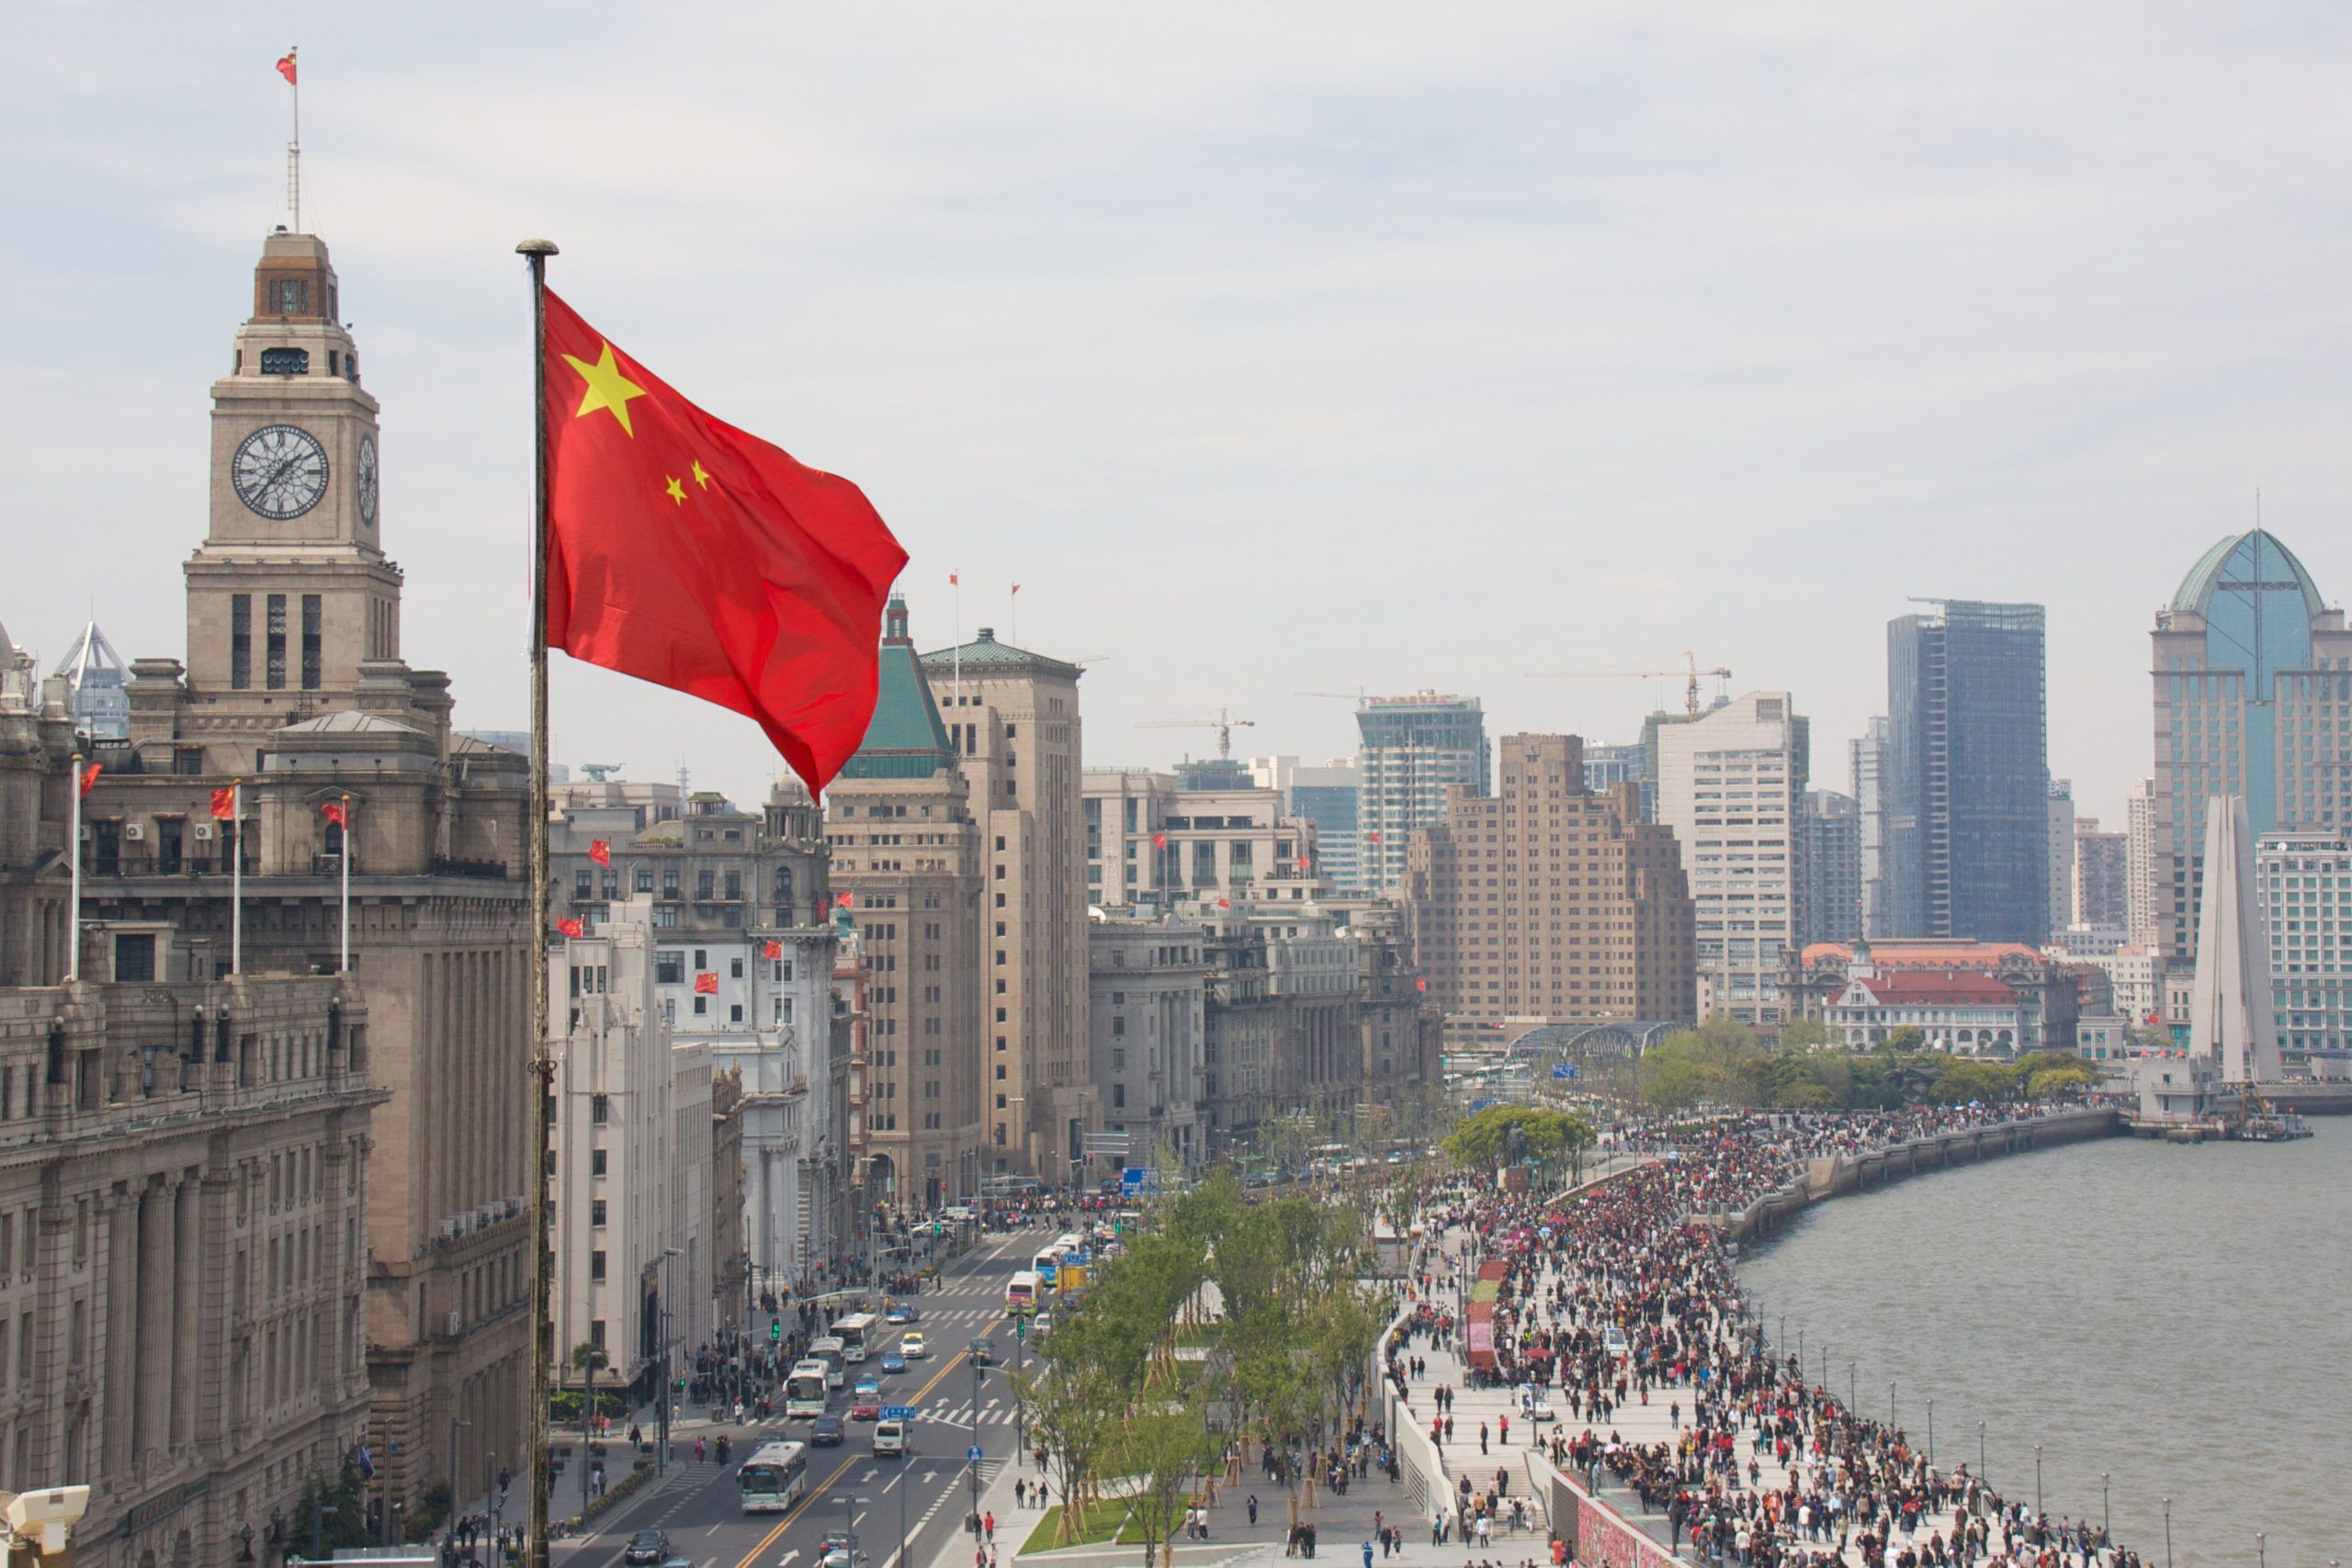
[2074,818,2130,929]
[1654,693,1809,1028]
[1852,717,1891,937]
[1804,790,1863,946]
[1357,693,1488,893]
[829,598,985,1210]
[2046,778,2076,938]
[1582,741,1656,820]
[2188,795,2282,1084]
[920,626,1096,1184]
[79,228,532,1509]
[2126,777,2158,947]
[1248,755,1363,891]
[1886,600,2052,944]
[2151,529,2352,962]
[2256,828,2352,1068]
[51,619,130,741]
[1405,734,1694,1026]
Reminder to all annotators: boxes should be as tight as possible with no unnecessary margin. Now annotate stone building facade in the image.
[1086,918,1209,1171]
[74,228,530,1510]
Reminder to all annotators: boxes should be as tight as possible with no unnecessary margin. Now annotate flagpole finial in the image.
[515,239,560,256]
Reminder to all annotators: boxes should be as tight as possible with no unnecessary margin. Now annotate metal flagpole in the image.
[340,794,352,972]
[285,47,301,231]
[67,751,83,981]
[231,779,243,976]
[516,234,560,1568]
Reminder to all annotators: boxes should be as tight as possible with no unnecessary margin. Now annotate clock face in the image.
[232,423,330,520]
[356,435,379,525]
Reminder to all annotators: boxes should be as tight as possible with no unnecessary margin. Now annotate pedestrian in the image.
[1479,1421,1489,1456]
[1248,1495,1260,1527]
[1013,1479,1025,1510]
[1360,1540,1373,1568]
[984,1511,995,1543]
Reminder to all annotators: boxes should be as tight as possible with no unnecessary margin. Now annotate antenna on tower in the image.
[276,47,301,231]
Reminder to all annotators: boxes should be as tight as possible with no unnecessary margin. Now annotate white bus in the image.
[737,1438,810,1512]
[831,1312,880,1362]
[1031,1247,1061,1287]
[785,1360,831,1419]
[809,1337,848,1388]
[1005,1269,1041,1316]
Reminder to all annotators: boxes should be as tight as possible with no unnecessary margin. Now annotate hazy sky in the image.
[8,3,2351,825]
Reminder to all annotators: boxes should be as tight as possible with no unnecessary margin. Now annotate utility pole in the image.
[447,1416,471,1566]
[967,1338,987,1529]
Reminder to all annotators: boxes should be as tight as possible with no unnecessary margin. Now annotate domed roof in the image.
[2170,529,2324,621]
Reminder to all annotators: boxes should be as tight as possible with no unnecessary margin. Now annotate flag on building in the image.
[538,289,907,797]
[557,918,584,939]
[209,786,237,819]
[763,939,784,959]
[588,838,611,866]
[78,762,103,796]
[694,971,719,995]
[321,800,349,828]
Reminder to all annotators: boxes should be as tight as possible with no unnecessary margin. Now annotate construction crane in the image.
[1528,650,1732,720]
[1138,706,1257,759]
[1296,689,1373,705]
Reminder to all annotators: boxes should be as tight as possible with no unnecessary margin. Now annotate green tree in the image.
[1777,1015,1833,1051]
[1930,1059,2017,1104]
[2027,1064,2098,1100]
[1117,1402,1220,1568]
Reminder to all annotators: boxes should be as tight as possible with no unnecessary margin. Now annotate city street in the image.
[554,1223,1062,1568]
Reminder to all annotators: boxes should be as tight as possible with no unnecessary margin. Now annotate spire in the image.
[51,620,129,740]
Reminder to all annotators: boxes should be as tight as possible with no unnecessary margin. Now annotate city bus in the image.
[1031,1247,1062,1288]
[785,1360,831,1419]
[738,1438,810,1512]
[831,1312,880,1363]
[809,1336,848,1388]
[1005,1269,1041,1316]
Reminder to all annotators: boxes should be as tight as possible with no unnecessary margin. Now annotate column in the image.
[104,1188,138,1479]
[172,1175,201,1446]
[135,1178,172,1472]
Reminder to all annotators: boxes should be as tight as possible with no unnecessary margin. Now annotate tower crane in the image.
[1138,706,1257,759]
[1527,650,1732,720]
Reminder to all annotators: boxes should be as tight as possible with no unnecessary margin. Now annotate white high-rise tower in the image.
[2188,794,2282,1084]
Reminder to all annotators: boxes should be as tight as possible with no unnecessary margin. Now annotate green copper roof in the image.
[919,626,1082,680]
[2171,529,2324,621]
[839,596,957,782]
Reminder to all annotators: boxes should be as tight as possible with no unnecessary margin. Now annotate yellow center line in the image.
[729,1331,996,1568]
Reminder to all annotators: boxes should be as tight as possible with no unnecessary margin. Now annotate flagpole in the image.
[516,234,560,1568]
[340,794,352,973]
[67,750,83,982]
[231,779,243,976]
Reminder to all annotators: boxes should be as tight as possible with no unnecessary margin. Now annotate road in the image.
[555,1223,1063,1568]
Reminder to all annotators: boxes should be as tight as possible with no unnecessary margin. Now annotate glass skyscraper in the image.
[1356,693,1488,892]
[1885,600,2051,944]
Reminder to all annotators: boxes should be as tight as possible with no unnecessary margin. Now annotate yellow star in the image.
[691,458,714,491]
[561,342,649,436]
[663,475,687,505]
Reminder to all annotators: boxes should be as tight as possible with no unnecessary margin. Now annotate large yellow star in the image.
[663,475,687,505]
[562,342,648,436]
[691,458,714,491]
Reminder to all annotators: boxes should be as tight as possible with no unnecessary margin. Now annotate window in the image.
[574,869,594,899]
[655,951,684,984]
[590,1199,607,1227]
[729,958,744,979]
[113,932,156,984]
[590,1149,607,1177]
[300,595,322,690]
[231,594,253,689]
[635,867,654,893]
[589,1250,607,1280]
[590,1094,609,1125]
[265,592,288,690]
[274,278,309,314]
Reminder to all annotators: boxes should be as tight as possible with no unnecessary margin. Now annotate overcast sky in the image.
[8,3,2351,825]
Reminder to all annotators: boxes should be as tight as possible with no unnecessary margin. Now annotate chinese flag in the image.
[209,786,237,820]
[558,918,584,939]
[541,290,907,797]
[835,890,854,908]
[78,762,103,797]
[1152,832,1167,851]
[693,972,719,995]
[276,51,298,85]
[763,939,783,960]
[321,800,349,828]
[588,839,612,867]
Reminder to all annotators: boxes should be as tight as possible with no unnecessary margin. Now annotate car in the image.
[874,1417,911,1457]
[886,1303,919,1325]
[901,1331,929,1359]
[810,1413,845,1447]
[820,1532,855,1568]
[1031,1312,1054,1337]
[622,1532,671,1566]
[879,1349,908,1373]
[854,1372,883,1398]
[851,1393,881,1421]
[1602,1326,1630,1359]
[968,1338,995,1367]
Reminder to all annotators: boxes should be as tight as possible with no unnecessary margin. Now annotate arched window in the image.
[260,346,311,377]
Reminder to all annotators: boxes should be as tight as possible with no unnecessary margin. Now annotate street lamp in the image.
[2162,1497,2172,1568]
[2100,1473,2109,1545]
[447,1417,471,1565]
[660,1247,684,1478]
[1978,1421,1986,1483]
[1888,1381,1896,1431]
[2034,1444,2043,1517]
[1820,1343,1829,1389]
[967,1337,989,1529]
[1926,1399,1933,1467]
[1846,1361,1856,1414]
[838,1495,871,1568]
[2257,1532,2266,1568]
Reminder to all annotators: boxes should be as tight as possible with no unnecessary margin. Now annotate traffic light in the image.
[770,1317,783,1343]
[1015,1317,1027,1342]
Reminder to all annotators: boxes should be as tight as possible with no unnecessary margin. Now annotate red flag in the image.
[78,762,103,797]
[763,940,784,960]
[1011,582,1023,596]
[1152,832,1167,851]
[1217,897,1230,909]
[209,786,237,820]
[835,890,854,908]
[1416,978,1428,994]
[949,572,959,586]
[275,51,298,85]
[589,839,612,866]
[557,917,584,939]
[1368,830,1383,845]
[321,800,349,828]
[694,971,719,995]
[540,290,907,798]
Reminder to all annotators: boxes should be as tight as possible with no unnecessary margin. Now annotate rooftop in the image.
[918,626,1083,680]
[2169,528,2324,621]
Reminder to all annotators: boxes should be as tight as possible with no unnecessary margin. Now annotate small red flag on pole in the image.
[588,839,611,866]
[693,972,719,995]
[557,918,584,939]
[836,891,854,908]
[209,786,237,819]
[321,800,349,828]
[276,50,298,85]
[763,940,784,960]
[78,762,103,797]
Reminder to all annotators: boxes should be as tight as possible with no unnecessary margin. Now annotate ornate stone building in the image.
[74,229,530,1510]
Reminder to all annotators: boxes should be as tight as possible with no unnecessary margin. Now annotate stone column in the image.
[171,1174,200,1446]
[136,1178,175,1472]
[104,1187,139,1481]
[195,1163,236,1455]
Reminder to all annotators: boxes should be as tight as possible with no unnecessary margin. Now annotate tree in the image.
[1929,1059,2017,1104]
[1117,1402,1220,1568]
[2027,1064,2098,1100]
[1777,1016,1833,1052]
[1883,1025,1928,1054]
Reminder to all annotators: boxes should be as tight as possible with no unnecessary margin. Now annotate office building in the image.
[1582,742,1655,820]
[1654,693,1809,1028]
[2152,529,2352,962]
[1248,756,1363,891]
[1852,717,1892,937]
[2125,777,2158,947]
[1087,917,1210,1169]
[2256,829,2351,1071]
[2074,818,2130,929]
[1084,770,1321,914]
[1788,938,2076,1055]
[1804,791,1863,946]
[2047,779,2076,938]
[77,228,531,1508]
[1886,601,2052,944]
[829,599,984,1210]
[1357,694,1488,893]
[51,620,130,742]
[920,626,1094,1184]
[1405,734,1695,1027]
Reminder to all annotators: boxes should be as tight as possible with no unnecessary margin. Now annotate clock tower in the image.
[185,228,403,700]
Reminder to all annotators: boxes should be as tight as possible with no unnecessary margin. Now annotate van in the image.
[873,1418,911,1457]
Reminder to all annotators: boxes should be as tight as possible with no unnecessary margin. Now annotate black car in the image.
[623,1531,671,1566]
[811,1412,846,1447]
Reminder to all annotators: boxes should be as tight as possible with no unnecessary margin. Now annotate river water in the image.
[1732,1120,2351,1568]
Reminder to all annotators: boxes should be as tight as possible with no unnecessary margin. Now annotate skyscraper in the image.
[2151,529,2352,961]
[1885,600,2051,943]
[1852,716,1891,936]
[1357,693,1488,893]
[1804,790,1863,946]
[1654,693,1809,1028]
[2046,778,2076,935]
[2074,818,2130,929]
[2125,777,2158,947]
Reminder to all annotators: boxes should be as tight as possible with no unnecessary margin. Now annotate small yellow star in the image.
[561,342,649,436]
[663,475,687,505]
[691,459,715,491]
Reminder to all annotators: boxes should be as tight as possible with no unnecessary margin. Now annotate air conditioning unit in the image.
[193,822,217,841]
[446,1310,461,1337]
[122,822,146,842]
[79,825,92,841]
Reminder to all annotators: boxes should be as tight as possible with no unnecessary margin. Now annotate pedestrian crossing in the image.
[910,1402,1023,1427]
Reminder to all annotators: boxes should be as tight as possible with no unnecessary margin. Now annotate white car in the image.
[901,1331,929,1359]
[1602,1326,1630,1359]
[1032,1313,1054,1337]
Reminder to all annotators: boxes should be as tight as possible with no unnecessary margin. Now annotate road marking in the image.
[707,1526,722,1538]
[780,1551,800,1567]
[862,1468,878,1483]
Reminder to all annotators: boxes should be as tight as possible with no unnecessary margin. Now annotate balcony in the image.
[81,850,256,878]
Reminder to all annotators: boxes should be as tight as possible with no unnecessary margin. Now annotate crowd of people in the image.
[1392,1109,2147,1568]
